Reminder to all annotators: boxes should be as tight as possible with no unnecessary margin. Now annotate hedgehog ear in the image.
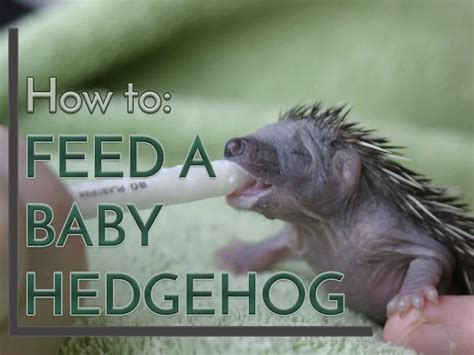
[331,149,361,193]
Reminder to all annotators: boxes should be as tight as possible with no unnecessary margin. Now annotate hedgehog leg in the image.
[387,258,445,317]
[215,225,299,274]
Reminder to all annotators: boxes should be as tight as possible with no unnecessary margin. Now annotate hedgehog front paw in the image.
[215,239,281,274]
[215,240,259,274]
[387,285,438,317]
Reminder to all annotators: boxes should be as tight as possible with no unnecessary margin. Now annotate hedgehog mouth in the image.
[226,173,273,209]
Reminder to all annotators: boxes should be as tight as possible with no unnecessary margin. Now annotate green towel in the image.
[1,0,472,353]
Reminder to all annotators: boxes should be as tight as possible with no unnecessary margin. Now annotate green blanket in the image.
[1,1,472,354]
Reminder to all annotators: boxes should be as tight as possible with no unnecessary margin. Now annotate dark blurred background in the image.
[1,0,36,27]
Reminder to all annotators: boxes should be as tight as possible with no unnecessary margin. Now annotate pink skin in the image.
[384,296,474,355]
[215,228,297,273]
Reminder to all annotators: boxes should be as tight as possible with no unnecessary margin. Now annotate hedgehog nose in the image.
[224,138,247,158]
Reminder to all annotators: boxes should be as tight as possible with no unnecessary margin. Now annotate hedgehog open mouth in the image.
[226,173,273,209]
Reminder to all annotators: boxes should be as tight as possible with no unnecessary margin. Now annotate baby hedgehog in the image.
[216,102,474,323]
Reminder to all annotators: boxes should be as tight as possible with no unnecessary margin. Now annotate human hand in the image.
[384,296,474,355]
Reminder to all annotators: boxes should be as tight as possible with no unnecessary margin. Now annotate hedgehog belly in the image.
[299,234,409,323]
[306,255,407,322]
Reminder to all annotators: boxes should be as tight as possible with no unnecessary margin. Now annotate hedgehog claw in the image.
[412,293,424,310]
[425,287,439,303]
[387,285,438,318]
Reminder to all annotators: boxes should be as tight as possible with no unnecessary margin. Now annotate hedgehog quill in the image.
[216,102,474,323]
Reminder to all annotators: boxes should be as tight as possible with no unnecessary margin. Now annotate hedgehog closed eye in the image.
[291,149,310,158]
